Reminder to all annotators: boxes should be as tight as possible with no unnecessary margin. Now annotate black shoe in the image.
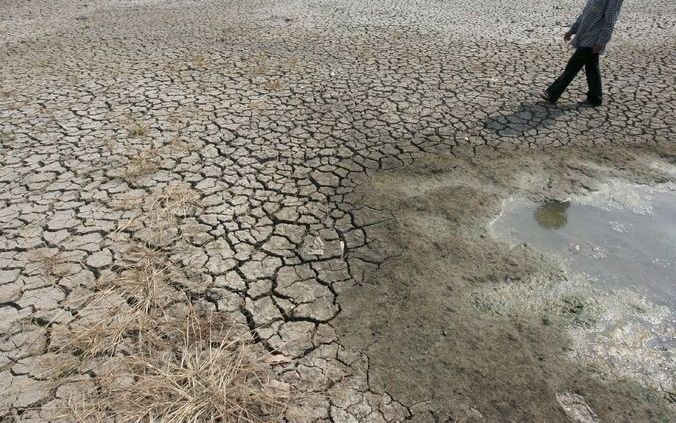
[578,99,602,108]
[539,90,556,104]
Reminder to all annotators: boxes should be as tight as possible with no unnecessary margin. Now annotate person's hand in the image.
[564,32,572,42]
[592,43,604,53]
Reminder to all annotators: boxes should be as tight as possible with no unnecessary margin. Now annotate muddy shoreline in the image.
[335,144,675,422]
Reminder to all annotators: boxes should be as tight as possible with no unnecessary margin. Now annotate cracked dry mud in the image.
[1,1,675,422]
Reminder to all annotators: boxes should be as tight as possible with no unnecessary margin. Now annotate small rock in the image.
[305,236,325,256]
[556,392,599,423]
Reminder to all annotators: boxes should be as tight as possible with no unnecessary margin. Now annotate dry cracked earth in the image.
[1,0,675,422]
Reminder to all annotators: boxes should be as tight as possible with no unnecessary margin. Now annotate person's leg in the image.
[545,48,592,102]
[584,52,602,105]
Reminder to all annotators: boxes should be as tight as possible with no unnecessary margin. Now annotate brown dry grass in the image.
[249,100,268,112]
[0,132,16,143]
[287,56,298,69]
[263,80,282,91]
[28,249,78,280]
[43,181,291,422]
[111,245,177,313]
[57,292,142,357]
[166,136,193,154]
[254,53,269,76]
[104,138,119,152]
[146,182,200,220]
[129,182,200,243]
[192,51,207,68]
[128,122,150,137]
[54,258,291,422]
[121,148,161,182]
[56,304,289,423]
[82,312,287,423]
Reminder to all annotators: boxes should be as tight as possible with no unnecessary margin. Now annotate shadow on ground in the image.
[483,102,577,137]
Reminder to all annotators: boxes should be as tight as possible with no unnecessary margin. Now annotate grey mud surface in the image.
[487,184,675,407]
[336,146,675,422]
[1,0,675,422]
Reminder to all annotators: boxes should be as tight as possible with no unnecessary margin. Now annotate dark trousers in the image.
[547,47,602,105]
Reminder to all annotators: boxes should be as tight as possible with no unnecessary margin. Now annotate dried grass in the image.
[128,122,150,137]
[56,286,143,357]
[147,182,200,220]
[249,100,268,112]
[54,268,290,422]
[254,54,268,76]
[120,182,201,246]
[86,311,289,423]
[166,136,192,154]
[28,249,78,279]
[104,139,119,152]
[48,180,290,421]
[192,51,207,68]
[57,300,289,422]
[263,80,282,91]
[104,244,186,317]
[288,56,298,69]
[121,149,161,182]
[0,132,16,143]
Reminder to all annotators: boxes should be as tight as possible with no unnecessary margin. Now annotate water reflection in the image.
[534,200,570,229]
[493,187,675,308]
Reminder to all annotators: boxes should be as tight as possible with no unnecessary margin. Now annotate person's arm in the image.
[596,0,624,45]
[569,14,583,35]
[564,12,584,42]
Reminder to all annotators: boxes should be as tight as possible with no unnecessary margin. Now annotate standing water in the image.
[496,187,675,309]
[488,182,675,392]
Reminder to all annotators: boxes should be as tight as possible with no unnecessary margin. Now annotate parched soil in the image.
[1,0,675,421]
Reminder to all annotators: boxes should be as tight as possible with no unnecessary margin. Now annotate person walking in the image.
[541,0,625,107]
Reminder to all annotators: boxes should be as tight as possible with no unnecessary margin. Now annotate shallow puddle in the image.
[337,154,676,421]
[489,182,675,392]
[492,185,675,309]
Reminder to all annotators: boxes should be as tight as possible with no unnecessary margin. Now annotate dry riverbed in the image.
[2,0,676,421]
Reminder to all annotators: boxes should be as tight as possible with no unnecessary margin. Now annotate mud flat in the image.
[335,144,675,422]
